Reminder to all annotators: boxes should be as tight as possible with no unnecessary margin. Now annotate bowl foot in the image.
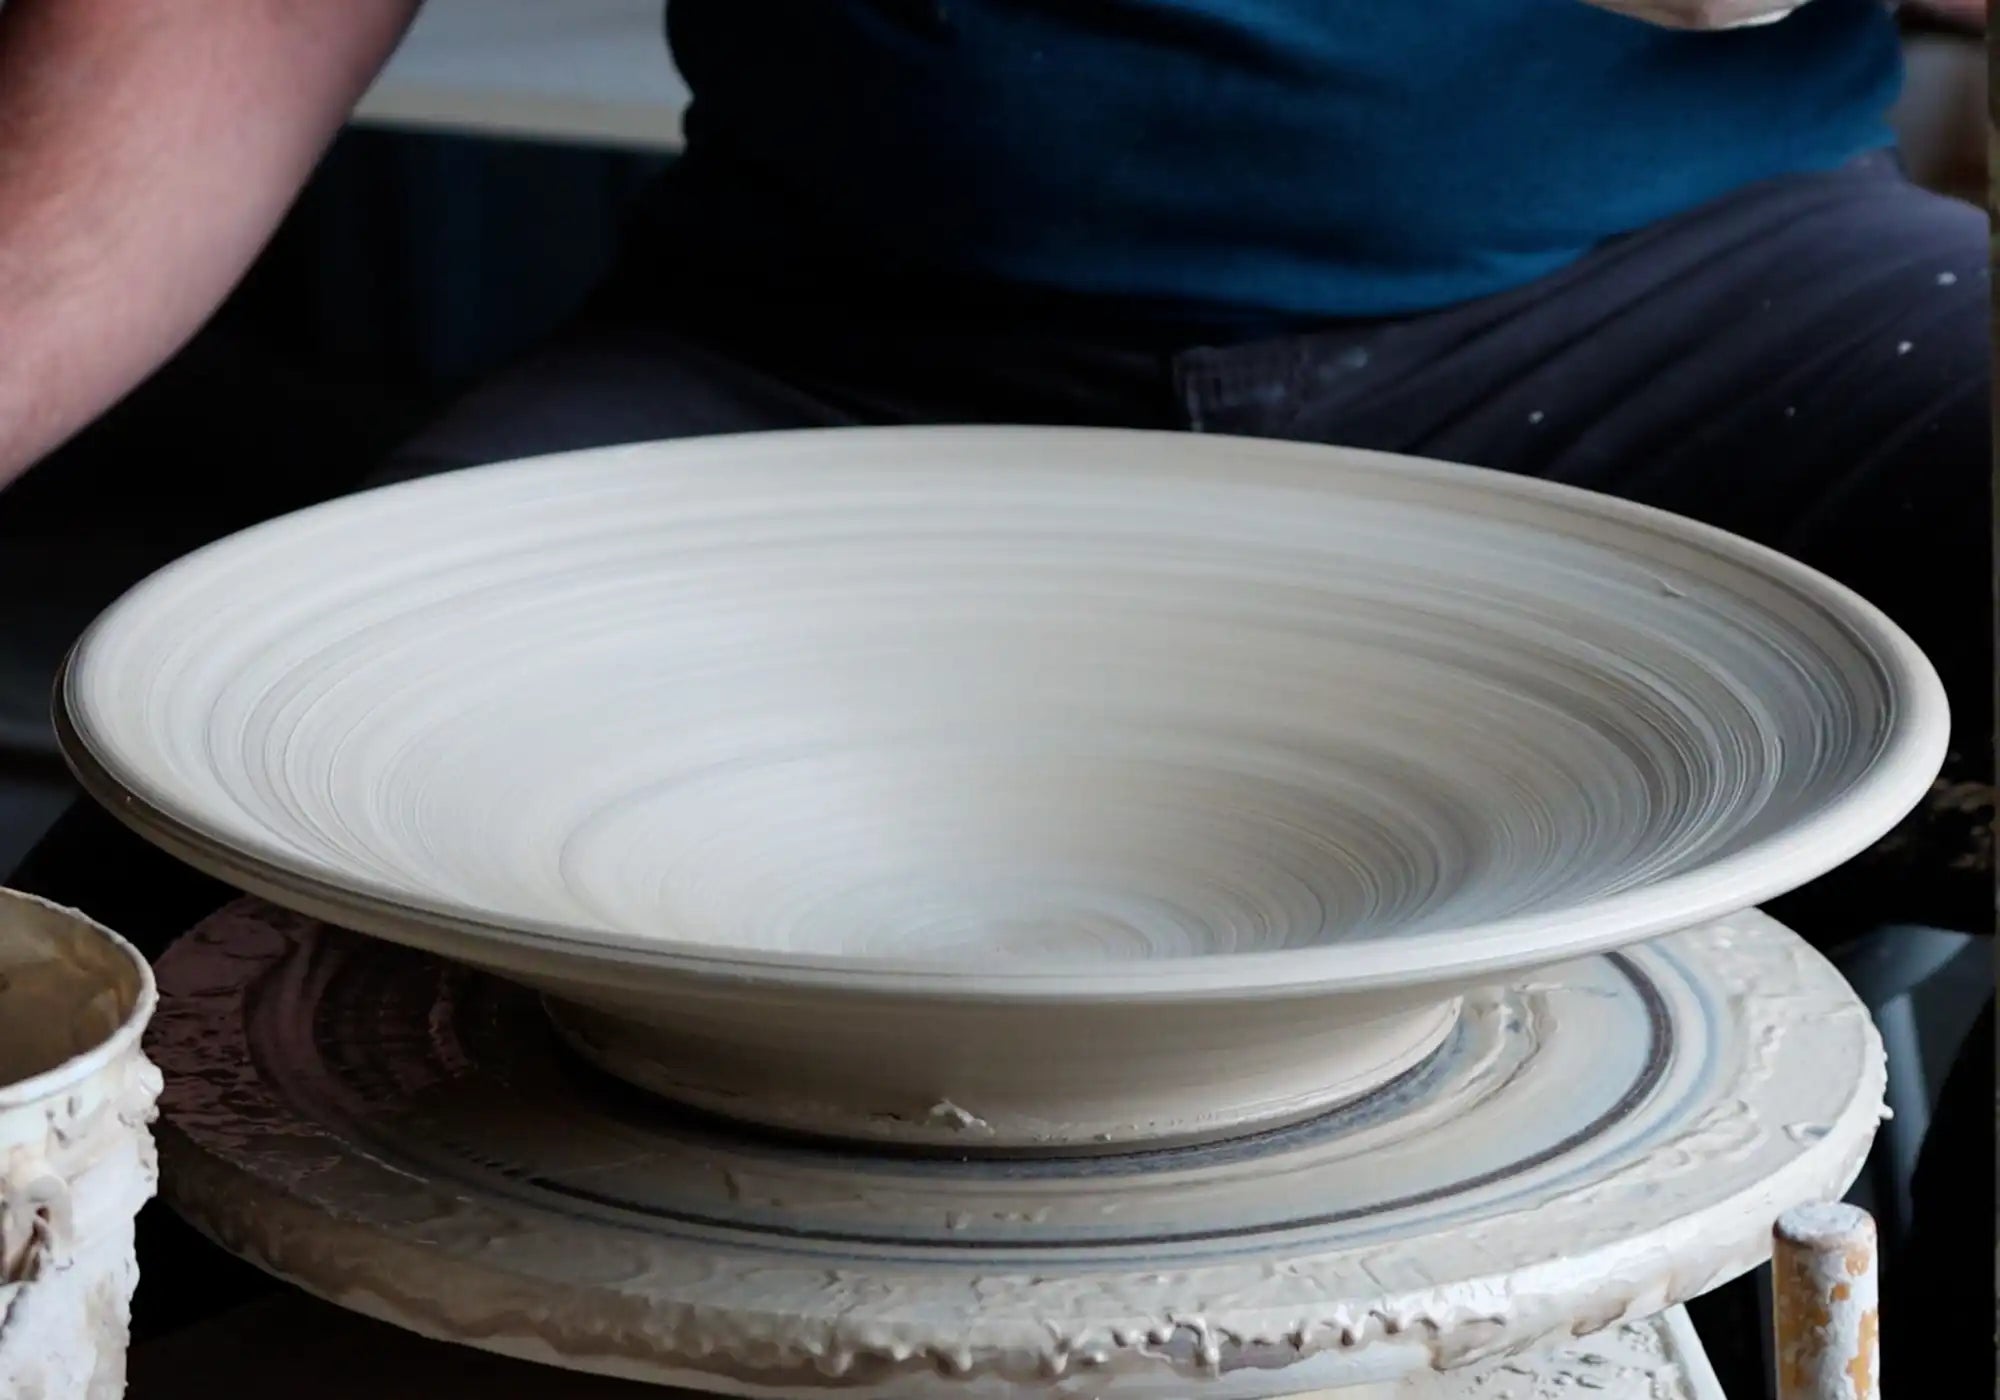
[538,991,1462,1155]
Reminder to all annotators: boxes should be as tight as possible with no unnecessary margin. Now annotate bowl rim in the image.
[0,887,158,1106]
[54,425,1951,1003]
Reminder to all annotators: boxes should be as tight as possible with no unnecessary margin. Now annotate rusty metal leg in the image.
[1773,1203,1880,1400]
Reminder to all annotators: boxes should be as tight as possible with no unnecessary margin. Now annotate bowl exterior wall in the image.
[542,979,1460,1150]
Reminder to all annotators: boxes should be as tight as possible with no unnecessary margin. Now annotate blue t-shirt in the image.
[653,0,1901,324]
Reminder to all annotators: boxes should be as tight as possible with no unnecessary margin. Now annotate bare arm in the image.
[0,0,421,488]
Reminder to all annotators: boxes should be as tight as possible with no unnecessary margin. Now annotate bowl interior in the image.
[0,893,150,1092]
[61,428,1941,979]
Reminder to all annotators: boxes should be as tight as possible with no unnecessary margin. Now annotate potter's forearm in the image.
[0,0,420,490]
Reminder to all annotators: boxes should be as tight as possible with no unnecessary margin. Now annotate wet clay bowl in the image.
[55,427,1945,1150]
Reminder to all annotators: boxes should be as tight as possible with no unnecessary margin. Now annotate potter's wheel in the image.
[151,900,1881,1400]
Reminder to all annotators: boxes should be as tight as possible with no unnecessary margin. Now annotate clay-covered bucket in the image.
[0,889,160,1399]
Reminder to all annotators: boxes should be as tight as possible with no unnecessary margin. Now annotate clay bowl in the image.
[56,427,1945,1151]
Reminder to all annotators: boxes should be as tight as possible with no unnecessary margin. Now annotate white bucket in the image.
[0,890,160,1400]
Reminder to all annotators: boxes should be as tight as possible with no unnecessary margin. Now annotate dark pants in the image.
[13,153,1992,1388]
